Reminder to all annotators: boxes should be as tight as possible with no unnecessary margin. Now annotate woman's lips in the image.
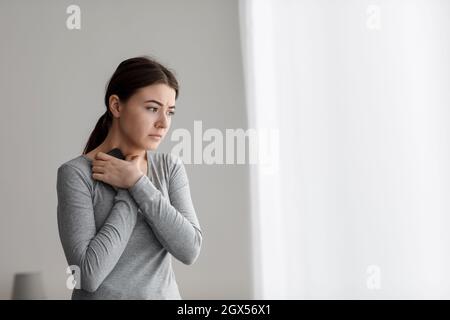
[149,134,162,140]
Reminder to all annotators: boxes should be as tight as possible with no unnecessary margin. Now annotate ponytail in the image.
[82,110,112,154]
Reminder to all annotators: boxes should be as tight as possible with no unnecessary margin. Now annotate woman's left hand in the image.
[91,152,145,189]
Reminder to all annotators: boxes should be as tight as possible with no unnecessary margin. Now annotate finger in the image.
[92,159,107,167]
[92,172,104,181]
[92,165,105,173]
[126,155,140,162]
[95,152,114,161]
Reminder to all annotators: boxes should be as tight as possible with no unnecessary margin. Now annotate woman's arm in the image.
[127,155,203,265]
[56,163,138,293]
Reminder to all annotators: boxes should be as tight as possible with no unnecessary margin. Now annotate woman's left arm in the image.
[127,155,203,265]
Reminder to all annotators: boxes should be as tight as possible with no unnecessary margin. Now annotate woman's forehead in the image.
[136,84,176,105]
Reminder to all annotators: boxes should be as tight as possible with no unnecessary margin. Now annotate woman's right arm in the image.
[56,163,138,293]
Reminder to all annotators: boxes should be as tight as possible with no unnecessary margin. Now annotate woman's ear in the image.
[108,94,122,118]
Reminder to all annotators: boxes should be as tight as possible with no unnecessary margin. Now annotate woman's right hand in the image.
[92,152,145,189]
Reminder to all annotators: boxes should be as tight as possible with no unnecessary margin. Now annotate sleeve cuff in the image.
[127,174,159,204]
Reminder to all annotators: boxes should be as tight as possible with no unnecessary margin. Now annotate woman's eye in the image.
[146,106,175,117]
[146,107,158,112]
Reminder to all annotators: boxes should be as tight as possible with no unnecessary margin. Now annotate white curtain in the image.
[239,0,450,299]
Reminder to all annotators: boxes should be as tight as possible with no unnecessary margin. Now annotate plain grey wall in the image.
[0,0,252,299]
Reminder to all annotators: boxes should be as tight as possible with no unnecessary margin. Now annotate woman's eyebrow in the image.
[144,99,176,108]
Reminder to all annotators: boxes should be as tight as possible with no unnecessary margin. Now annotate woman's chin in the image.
[145,136,163,150]
[147,142,160,150]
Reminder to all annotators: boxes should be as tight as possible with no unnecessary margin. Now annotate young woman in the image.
[56,56,202,299]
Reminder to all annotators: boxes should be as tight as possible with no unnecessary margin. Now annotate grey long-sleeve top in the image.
[56,151,202,299]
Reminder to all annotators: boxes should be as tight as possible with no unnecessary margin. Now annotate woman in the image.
[56,56,203,299]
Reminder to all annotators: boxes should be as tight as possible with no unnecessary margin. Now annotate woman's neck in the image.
[88,126,147,161]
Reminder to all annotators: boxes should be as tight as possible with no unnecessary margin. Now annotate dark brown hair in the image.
[82,56,179,154]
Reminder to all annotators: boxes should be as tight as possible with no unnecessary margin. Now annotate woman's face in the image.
[117,83,176,151]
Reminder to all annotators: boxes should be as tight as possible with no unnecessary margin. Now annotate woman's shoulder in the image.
[59,154,91,170]
[57,154,93,185]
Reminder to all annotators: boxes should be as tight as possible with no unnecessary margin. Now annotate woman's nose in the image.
[156,113,168,128]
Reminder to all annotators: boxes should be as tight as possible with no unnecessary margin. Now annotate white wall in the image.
[0,0,251,299]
